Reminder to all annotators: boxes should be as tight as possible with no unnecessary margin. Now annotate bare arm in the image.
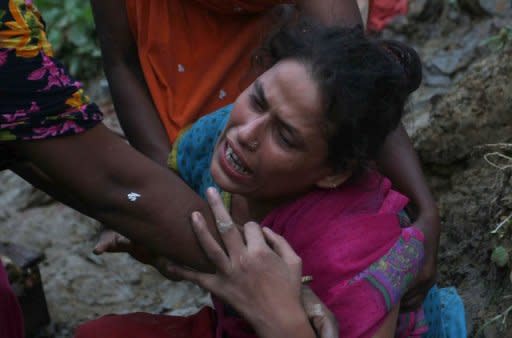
[377,125,440,309]
[10,124,217,272]
[378,125,440,230]
[296,0,363,27]
[90,0,170,166]
[10,161,93,215]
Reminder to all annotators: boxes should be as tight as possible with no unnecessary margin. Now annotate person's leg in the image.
[0,263,24,338]
[74,307,216,338]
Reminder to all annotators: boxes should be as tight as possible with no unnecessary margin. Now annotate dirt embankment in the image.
[387,2,512,335]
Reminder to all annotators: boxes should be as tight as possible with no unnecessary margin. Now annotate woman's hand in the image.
[94,231,340,338]
[94,196,339,338]
[301,285,339,338]
[166,187,317,338]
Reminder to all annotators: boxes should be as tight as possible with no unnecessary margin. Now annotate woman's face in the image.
[210,59,336,200]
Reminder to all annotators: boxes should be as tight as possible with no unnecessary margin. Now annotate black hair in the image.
[253,19,422,173]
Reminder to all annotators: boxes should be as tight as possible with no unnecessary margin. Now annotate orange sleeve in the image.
[124,0,283,142]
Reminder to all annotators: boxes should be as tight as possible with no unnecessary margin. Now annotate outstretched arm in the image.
[90,0,170,166]
[10,124,216,272]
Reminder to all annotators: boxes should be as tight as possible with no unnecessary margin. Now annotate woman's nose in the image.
[237,115,267,151]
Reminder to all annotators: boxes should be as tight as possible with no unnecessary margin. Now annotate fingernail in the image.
[191,211,200,221]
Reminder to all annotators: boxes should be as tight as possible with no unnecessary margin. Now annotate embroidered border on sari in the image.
[351,226,424,310]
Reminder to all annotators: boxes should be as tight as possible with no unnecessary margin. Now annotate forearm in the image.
[252,306,317,338]
[11,124,217,272]
[105,64,170,165]
[377,124,440,236]
[10,161,93,215]
[91,0,170,166]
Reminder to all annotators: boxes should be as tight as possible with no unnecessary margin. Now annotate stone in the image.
[408,0,444,21]
[459,0,512,16]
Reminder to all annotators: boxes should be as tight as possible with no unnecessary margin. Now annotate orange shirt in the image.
[125,0,283,142]
[125,0,407,142]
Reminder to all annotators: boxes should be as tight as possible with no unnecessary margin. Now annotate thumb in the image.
[93,230,131,255]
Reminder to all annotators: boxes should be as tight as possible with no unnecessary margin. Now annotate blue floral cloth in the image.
[168,104,232,205]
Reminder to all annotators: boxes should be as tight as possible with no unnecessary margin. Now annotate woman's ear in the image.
[315,170,352,189]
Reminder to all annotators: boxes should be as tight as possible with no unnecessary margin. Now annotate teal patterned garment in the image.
[168,104,232,205]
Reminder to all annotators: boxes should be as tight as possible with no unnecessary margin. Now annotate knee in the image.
[0,279,21,310]
[74,316,123,338]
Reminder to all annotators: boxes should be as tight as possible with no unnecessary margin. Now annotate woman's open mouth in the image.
[220,141,253,179]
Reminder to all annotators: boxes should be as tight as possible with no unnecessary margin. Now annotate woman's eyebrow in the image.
[254,80,269,109]
[254,79,304,146]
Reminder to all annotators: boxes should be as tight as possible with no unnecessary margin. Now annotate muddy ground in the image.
[1,2,512,337]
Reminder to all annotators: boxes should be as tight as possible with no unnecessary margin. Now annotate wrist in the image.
[253,305,316,338]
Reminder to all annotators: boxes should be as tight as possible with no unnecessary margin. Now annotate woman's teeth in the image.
[226,145,250,175]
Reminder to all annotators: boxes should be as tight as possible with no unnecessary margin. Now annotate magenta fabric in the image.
[214,171,427,338]
[0,263,24,338]
[74,307,216,338]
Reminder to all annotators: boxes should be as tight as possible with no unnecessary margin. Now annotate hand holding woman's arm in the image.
[166,188,318,338]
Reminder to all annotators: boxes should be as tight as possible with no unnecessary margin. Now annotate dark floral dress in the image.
[0,0,103,166]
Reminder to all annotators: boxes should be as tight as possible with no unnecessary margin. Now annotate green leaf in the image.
[36,1,101,78]
[0,131,17,141]
[491,246,509,268]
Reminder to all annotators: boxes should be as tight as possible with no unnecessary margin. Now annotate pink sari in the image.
[214,171,428,338]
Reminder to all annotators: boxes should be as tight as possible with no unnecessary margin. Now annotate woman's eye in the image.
[250,95,264,112]
[277,128,293,148]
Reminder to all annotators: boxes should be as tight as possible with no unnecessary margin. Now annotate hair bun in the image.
[380,40,422,94]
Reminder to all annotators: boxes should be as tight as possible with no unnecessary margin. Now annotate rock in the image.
[429,46,474,75]
[405,45,512,166]
[422,69,452,87]
[0,171,48,215]
[458,0,512,16]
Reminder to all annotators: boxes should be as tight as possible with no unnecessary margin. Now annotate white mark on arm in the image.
[127,192,141,202]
